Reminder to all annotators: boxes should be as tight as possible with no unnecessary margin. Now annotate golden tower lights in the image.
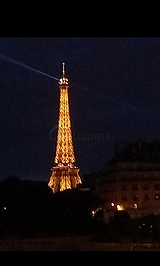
[48,63,82,193]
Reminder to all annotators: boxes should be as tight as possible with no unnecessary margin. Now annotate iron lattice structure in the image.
[48,63,82,193]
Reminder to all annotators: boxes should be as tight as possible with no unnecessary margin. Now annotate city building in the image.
[98,140,160,218]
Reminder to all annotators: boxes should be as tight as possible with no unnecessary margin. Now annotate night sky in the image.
[1,37,160,181]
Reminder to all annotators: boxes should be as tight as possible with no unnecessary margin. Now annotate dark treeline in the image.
[1,176,160,243]
[91,209,160,243]
[0,176,102,239]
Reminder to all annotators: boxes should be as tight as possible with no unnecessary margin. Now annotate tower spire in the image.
[48,63,82,193]
[62,62,65,78]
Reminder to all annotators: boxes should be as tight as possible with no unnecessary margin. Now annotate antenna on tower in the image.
[62,62,65,78]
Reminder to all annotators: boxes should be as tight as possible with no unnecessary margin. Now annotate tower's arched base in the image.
[48,165,82,193]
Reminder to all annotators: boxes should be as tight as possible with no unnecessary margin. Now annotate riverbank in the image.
[1,236,160,251]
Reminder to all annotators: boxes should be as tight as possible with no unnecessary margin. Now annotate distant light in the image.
[111,202,114,207]
[91,207,102,217]
[116,204,125,211]
[3,207,6,210]
[91,210,95,217]
[117,204,120,210]
[133,203,138,209]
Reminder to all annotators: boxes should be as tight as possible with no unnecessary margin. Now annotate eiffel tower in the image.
[48,63,82,193]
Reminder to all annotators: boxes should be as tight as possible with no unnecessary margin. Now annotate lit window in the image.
[155,193,160,200]
[133,203,138,209]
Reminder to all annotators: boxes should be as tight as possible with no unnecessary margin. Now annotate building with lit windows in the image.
[98,140,160,218]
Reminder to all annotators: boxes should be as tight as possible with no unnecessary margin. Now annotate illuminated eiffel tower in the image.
[48,63,82,193]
